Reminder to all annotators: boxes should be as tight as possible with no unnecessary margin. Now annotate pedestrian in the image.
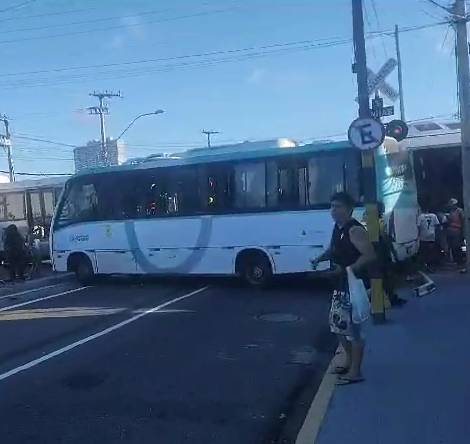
[3,224,26,281]
[311,192,376,385]
[377,204,406,306]
[436,211,449,262]
[446,198,466,273]
[417,208,440,273]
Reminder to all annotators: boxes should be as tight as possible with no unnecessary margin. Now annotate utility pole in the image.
[0,114,14,182]
[352,0,386,322]
[394,25,406,121]
[88,90,121,166]
[202,130,219,148]
[453,0,470,268]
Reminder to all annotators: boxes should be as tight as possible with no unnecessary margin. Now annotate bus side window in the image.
[170,167,200,215]
[308,154,345,205]
[199,164,233,212]
[233,162,266,210]
[344,150,362,201]
[267,159,308,209]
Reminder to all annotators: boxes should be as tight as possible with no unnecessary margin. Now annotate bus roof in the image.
[73,139,352,179]
[0,176,68,192]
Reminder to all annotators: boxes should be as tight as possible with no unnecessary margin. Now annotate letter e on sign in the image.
[348,117,385,151]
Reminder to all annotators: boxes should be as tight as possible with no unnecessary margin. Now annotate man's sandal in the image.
[336,376,365,385]
[330,366,349,375]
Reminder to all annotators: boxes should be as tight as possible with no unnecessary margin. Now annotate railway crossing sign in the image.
[0,135,10,147]
[348,117,385,151]
[371,96,394,119]
[367,58,399,102]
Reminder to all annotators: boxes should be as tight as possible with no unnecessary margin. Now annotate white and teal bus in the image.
[51,138,419,286]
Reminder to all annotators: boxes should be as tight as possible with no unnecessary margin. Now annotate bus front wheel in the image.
[72,255,95,285]
[238,250,273,288]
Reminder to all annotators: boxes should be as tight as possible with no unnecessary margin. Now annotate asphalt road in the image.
[0,275,336,444]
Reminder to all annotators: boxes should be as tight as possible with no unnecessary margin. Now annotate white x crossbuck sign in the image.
[366,58,399,102]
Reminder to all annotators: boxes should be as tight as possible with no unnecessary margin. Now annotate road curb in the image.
[295,347,341,444]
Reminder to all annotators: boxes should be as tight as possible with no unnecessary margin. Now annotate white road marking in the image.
[0,287,89,313]
[0,284,61,301]
[0,286,209,382]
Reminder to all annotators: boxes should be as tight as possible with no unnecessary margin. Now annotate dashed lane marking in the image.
[0,287,90,313]
[0,284,61,301]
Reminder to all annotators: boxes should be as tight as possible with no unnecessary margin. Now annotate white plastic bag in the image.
[346,267,370,324]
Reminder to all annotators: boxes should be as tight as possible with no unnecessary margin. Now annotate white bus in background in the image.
[51,138,419,286]
[0,177,67,259]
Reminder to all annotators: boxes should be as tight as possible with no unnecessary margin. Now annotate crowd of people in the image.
[417,198,466,274]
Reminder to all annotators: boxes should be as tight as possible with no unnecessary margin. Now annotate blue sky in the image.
[0,0,460,176]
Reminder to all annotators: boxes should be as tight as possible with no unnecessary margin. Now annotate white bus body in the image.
[51,139,419,285]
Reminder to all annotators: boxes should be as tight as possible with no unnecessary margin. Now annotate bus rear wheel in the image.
[238,251,273,288]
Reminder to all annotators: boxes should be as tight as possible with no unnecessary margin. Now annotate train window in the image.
[5,193,26,221]
[30,192,42,221]
[43,191,55,218]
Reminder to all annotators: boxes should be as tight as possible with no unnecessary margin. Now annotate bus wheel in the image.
[238,251,273,288]
[75,256,95,285]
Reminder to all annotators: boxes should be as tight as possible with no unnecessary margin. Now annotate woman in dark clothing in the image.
[4,224,26,281]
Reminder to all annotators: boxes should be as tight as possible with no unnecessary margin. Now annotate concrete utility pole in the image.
[352,0,386,322]
[394,25,406,121]
[202,130,219,148]
[0,114,14,182]
[453,0,470,268]
[88,90,121,166]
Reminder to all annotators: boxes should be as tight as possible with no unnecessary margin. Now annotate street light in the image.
[116,109,164,141]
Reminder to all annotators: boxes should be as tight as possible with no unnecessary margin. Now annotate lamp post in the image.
[116,109,165,141]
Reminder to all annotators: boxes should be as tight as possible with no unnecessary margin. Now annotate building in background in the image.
[73,138,126,172]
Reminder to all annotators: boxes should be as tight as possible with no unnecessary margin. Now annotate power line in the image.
[0,38,354,90]
[0,20,448,83]
[424,0,452,15]
[369,0,388,58]
[0,169,71,176]
[0,0,36,14]
[0,6,189,35]
[0,6,101,23]
[0,36,349,78]
[12,133,78,147]
[0,0,235,24]
[0,6,238,45]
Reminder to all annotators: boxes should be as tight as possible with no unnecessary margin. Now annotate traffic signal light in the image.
[385,119,408,142]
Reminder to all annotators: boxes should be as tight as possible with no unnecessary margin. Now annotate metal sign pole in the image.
[351,0,386,323]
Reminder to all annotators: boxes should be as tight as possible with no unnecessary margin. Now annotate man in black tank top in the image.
[311,192,376,385]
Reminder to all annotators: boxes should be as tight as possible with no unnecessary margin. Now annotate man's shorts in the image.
[346,320,368,343]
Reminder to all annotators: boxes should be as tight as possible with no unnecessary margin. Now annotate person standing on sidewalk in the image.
[446,198,466,273]
[3,224,26,281]
[311,192,376,385]
[417,208,440,273]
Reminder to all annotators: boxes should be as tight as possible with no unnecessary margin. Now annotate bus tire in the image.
[70,254,95,286]
[237,250,273,288]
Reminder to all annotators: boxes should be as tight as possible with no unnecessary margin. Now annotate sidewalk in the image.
[315,272,470,444]
[0,263,72,292]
